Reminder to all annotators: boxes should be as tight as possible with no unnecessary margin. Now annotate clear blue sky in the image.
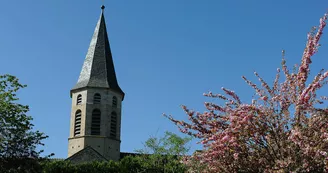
[1,1,328,158]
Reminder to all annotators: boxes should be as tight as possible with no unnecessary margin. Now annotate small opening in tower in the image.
[112,96,117,108]
[110,111,117,138]
[93,93,101,104]
[74,110,82,136]
[77,94,82,105]
[91,109,101,135]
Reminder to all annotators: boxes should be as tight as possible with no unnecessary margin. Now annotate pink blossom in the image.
[233,153,239,160]
[221,135,230,142]
[320,151,327,156]
[261,96,268,101]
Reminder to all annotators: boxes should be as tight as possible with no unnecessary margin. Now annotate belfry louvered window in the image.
[77,94,82,105]
[74,110,82,136]
[110,112,117,138]
[94,93,101,104]
[112,96,117,108]
[91,109,101,135]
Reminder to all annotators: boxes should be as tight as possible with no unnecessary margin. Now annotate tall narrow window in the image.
[112,96,117,108]
[77,94,82,105]
[74,110,82,136]
[94,93,101,104]
[110,112,117,138]
[91,109,101,135]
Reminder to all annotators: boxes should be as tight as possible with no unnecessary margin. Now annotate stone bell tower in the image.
[67,5,125,161]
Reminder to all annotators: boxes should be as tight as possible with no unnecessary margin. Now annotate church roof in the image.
[71,6,124,99]
[66,146,108,164]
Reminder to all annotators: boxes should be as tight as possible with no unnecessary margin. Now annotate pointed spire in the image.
[71,6,124,99]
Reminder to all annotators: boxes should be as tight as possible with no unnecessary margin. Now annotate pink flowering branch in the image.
[164,12,328,172]
[297,14,327,91]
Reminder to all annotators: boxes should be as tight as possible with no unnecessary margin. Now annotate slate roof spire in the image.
[71,5,124,99]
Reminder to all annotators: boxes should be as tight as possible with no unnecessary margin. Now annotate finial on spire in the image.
[101,5,105,11]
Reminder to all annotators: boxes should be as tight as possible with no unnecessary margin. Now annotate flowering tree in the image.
[164,13,328,172]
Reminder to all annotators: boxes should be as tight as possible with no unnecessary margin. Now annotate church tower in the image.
[68,5,124,161]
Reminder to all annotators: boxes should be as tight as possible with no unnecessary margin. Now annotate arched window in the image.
[91,109,101,135]
[74,110,82,136]
[76,94,82,105]
[112,96,117,108]
[93,93,101,104]
[110,112,117,138]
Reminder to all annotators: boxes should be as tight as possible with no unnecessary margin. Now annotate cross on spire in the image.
[101,0,105,9]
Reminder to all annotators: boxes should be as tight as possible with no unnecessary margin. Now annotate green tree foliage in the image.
[0,74,51,173]
[134,131,192,173]
[136,131,191,156]
[41,160,119,173]
[119,156,144,173]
